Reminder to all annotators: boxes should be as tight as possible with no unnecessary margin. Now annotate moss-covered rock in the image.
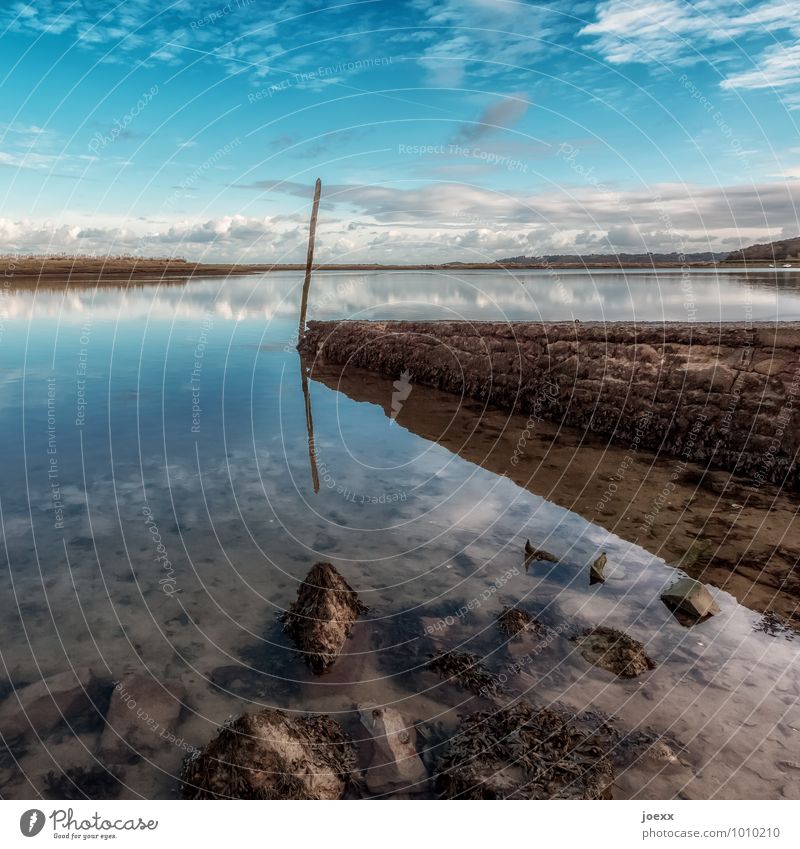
[572,626,656,678]
[281,562,366,673]
[182,709,358,799]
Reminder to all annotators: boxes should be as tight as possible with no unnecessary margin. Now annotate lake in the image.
[0,269,798,800]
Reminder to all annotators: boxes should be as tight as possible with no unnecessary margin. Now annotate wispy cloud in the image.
[0,119,96,172]
[247,176,800,234]
[0,150,63,169]
[722,41,800,94]
[581,0,799,65]
[0,121,48,138]
[451,94,529,143]
[581,1,800,112]
[411,0,564,86]
[0,0,396,83]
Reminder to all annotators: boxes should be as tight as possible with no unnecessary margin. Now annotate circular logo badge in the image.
[19,810,46,837]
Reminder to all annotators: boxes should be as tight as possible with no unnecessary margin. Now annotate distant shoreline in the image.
[1,255,795,285]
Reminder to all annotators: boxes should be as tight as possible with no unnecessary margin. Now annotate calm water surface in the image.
[0,269,798,799]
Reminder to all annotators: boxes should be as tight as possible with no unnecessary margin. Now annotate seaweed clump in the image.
[43,765,122,800]
[280,562,367,673]
[572,626,656,678]
[753,610,797,641]
[182,708,359,800]
[427,650,501,696]
[497,606,542,638]
[435,701,615,799]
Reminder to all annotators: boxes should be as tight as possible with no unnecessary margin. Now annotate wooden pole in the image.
[301,364,320,493]
[297,178,322,342]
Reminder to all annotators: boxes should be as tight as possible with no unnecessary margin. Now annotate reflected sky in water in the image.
[4,268,800,328]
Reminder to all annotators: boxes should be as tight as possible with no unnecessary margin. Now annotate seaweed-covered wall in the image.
[299,320,800,490]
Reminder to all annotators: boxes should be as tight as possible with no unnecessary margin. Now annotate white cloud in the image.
[0,150,61,169]
[0,122,48,138]
[3,176,798,261]
[581,1,800,111]
[0,214,306,261]
[722,41,800,92]
[411,0,562,86]
[582,0,799,64]
[0,0,388,83]
[581,0,704,64]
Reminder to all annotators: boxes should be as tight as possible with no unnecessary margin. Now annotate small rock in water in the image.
[524,539,558,570]
[357,703,428,795]
[100,674,185,764]
[497,606,541,638]
[281,562,366,673]
[572,626,656,678]
[611,728,695,799]
[590,552,607,585]
[182,709,358,799]
[613,728,683,767]
[0,667,103,739]
[661,577,720,622]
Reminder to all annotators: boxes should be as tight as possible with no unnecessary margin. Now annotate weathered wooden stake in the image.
[297,177,322,342]
[301,363,320,494]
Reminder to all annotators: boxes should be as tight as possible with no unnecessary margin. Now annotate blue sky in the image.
[1,0,799,261]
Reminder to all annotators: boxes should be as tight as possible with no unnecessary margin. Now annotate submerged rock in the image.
[0,667,103,739]
[613,728,683,766]
[572,627,656,678]
[281,562,366,673]
[497,606,541,638]
[182,709,357,799]
[524,539,558,569]
[435,702,615,799]
[43,765,122,800]
[427,650,500,696]
[590,552,607,585]
[357,703,428,795]
[661,577,720,621]
[209,665,269,700]
[610,728,695,799]
[100,674,185,764]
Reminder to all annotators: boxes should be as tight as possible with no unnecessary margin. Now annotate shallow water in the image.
[0,269,798,800]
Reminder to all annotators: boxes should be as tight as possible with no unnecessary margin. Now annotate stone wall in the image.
[299,320,800,490]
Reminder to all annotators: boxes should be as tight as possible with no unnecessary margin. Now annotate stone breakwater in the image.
[299,320,800,491]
